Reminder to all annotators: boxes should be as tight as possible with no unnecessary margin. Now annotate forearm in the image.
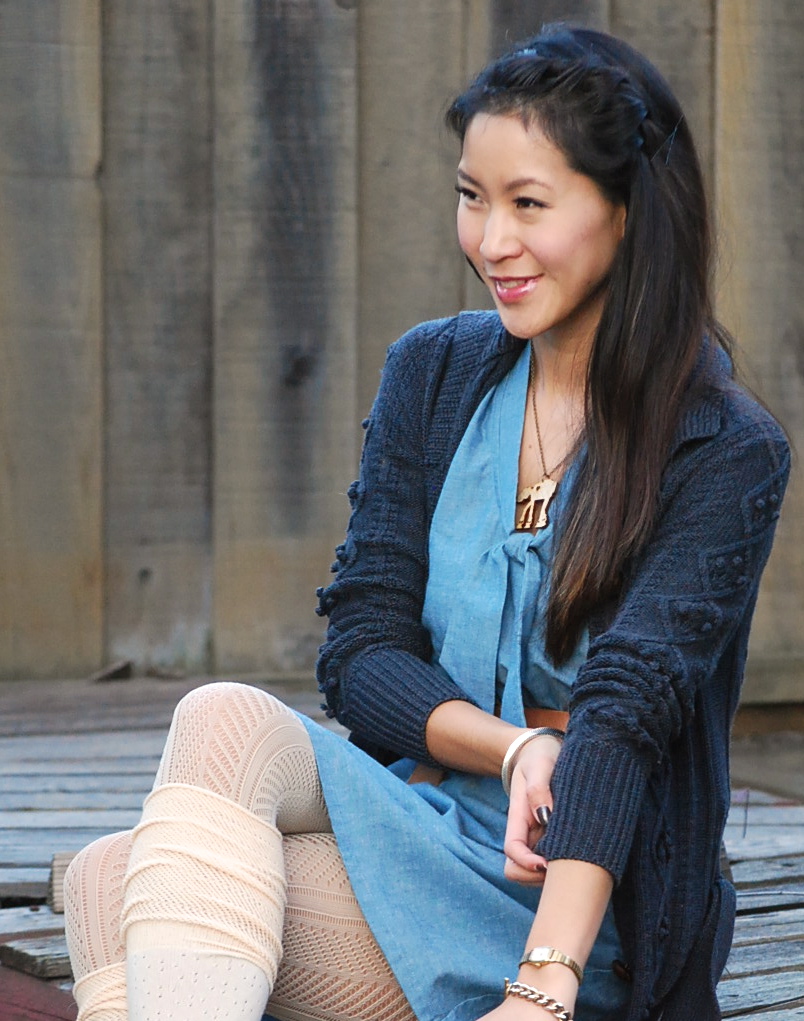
[517,859,613,1008]
[425,699,522,775]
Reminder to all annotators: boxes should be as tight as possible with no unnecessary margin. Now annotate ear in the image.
[615,202,627,242]
[617,203,629,242]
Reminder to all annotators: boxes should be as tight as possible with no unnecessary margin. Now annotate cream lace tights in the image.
[63,682,415,1021]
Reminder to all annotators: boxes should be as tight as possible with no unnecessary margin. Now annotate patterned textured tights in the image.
[63,682,415,1021]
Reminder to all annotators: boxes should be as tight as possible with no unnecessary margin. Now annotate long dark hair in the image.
[447,25,733,662]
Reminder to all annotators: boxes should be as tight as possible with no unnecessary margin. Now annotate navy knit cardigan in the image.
[315,311,790,1021]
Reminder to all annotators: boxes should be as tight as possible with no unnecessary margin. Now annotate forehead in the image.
[458,113,571,180]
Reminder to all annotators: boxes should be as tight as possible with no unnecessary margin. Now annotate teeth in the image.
[497,279,529,289]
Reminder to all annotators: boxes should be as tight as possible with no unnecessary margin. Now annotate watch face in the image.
[522,948,551,965]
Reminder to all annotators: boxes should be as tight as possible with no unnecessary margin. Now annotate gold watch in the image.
[519,945,584,984]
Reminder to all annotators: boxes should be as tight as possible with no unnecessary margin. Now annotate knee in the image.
[63,831,133,923]
[170,681,290,736]
[65,831,132,886]
[156,681,301,795]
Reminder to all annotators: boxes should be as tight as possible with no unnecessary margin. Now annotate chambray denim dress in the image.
[300,345,629,1021]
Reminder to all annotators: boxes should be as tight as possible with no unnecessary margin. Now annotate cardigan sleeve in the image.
[538,399,790,881]
[315,317,478,765]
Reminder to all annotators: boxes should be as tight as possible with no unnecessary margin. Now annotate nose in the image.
[478,208,521,263]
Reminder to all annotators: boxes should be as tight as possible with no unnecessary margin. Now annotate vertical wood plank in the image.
[610,0,716,188]
[715,1,804,701]
[102,2,214,672]
[356,0,467,420]
[0,1,103,679]
[490,0,608,55]
[213,0,358,673]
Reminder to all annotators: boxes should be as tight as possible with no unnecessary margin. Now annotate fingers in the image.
[504,761,555,884]
[503,795,549,882]
[504,824,546,871]
[504,853,547,886]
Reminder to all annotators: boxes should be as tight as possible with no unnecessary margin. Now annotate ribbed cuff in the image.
[340,647,477,765]
[538,740,649,882]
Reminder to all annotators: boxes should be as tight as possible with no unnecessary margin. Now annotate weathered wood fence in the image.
[1,1,802,694]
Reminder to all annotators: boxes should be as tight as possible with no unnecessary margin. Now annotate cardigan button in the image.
[612,959,633,983]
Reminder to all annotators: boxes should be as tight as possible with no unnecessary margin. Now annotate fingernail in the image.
[536,805,552,827]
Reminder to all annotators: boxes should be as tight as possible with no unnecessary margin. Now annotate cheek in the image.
[564,220,621,281]
[456,209,481,258]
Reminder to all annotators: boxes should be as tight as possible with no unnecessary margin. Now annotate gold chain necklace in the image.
[515,343,565,530]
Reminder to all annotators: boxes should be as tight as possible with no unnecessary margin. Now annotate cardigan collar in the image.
[475,312,729,453]
[668,342,731,452]
[467,311,729,460]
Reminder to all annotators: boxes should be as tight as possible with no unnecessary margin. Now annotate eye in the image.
[455,184,481,203]
[515,196,547,210]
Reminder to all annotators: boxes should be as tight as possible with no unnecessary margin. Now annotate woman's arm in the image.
[539,412,789,881]
[317,312,518,766]
[477,859,612,1021]
[484,403,790,1021]
[424,699,522,776]
[317,317,481,764]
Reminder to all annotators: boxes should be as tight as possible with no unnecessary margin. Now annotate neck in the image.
[530,333,591,402]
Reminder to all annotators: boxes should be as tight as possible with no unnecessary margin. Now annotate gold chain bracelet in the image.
[503,979,574,1020]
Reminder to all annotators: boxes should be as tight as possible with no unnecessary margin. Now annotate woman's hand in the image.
[503,733,562,885]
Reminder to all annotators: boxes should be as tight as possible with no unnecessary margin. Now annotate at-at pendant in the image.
[515,477,558,530]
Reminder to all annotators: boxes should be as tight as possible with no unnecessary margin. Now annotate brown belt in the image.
[523,706,569,731]
[408,707,569,786]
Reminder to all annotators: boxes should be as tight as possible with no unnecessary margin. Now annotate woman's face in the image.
[456,113,626,346]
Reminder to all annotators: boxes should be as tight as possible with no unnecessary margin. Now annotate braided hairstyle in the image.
[447,25,732,662]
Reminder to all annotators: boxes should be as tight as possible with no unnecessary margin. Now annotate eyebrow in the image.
[456,168,553,193]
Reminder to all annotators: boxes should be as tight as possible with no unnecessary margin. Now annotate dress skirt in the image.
[300,344,630,1021]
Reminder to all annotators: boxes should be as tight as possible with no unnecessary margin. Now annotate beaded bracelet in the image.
[503,979,574,1020]
[500,727,565,796]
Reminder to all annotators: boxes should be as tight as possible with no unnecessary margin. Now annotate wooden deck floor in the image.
[1,676,803,1019]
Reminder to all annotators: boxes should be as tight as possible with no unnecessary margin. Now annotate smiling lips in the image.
[491,275,543,303]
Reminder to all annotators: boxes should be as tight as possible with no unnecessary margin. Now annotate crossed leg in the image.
[63,683,415,1021]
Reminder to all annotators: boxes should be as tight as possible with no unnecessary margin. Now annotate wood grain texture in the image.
[0,1,102,679]
[0,678,799,1017]
[102,1,214,673]
[356,0,466,419]
[733,906,804,944]
[715,1,804,701]
[212,0,358,672]
[729,1010,804,1021]
[0,937,70,980]
[718,969,804,1017]
[490,0,608,55]
[0,0,801,692]
[0,906,65,939]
